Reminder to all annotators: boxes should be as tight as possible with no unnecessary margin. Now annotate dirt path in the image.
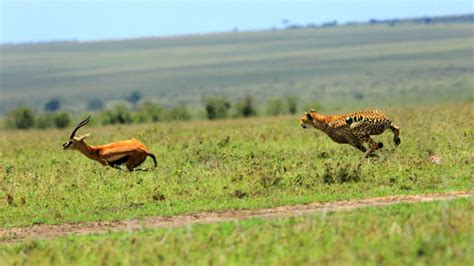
[1,191,472,243]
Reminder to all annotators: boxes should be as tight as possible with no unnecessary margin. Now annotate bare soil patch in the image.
[1,191,471,243]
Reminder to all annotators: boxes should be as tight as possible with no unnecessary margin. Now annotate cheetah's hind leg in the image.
[390,124,401,146]
[361,136,382,158]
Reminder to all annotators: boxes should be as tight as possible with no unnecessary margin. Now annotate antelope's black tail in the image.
[147,153,157,167]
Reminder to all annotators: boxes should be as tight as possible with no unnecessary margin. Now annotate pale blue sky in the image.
[1,0,472,44]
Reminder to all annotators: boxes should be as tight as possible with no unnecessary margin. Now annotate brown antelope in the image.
[63,115,157,171]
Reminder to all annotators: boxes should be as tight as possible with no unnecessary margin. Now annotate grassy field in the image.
[1,197,472,265]
[1,101,472,228]
[1,23,473,114]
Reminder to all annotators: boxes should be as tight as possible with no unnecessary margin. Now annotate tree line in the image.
[3,95,311,130]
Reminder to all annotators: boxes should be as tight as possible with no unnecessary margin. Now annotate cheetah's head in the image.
[300,111,316,129]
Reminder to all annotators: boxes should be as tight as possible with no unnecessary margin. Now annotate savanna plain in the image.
[1,102,473,264]
[1,21,473,265]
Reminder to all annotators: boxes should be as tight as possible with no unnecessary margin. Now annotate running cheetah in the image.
[300,109,400,158]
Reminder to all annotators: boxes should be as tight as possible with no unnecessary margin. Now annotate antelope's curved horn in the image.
[69,115,91,139]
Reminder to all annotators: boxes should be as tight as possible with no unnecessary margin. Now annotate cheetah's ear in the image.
[306,112,313,121]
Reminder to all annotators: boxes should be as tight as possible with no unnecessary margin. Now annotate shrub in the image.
[235,95,257,118]
[322,161,362,184]
[286,96,298,115]
[203,97,231,120]
[101,104,133,125]
[53,112,71,128]
[168,103,191,121]
[4,106,35,129]
[136,101,165,123]
[35,114,55,129]
[265,98,286,116]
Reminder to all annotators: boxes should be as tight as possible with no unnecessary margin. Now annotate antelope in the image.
[62,115,157,171]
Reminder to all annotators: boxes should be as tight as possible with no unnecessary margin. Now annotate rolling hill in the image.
[1,19,473,114]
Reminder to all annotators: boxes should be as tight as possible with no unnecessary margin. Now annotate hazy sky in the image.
[1,0,473,43]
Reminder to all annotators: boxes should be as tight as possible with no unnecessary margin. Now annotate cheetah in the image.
[300,109,400,158]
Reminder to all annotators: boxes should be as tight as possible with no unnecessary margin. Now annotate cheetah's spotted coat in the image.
[300,109,401,158]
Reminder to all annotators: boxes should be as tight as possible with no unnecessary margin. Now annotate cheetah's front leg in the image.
[348,139,367,153]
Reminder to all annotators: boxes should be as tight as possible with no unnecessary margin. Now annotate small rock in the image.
[428,155,442,164]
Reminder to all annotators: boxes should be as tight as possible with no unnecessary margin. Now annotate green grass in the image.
[1,23,473,113]
[1,197,472,265]
[0,102,472,228]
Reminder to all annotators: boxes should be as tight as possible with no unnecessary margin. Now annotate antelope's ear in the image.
[306,112,313,121]
[78,133,90,140]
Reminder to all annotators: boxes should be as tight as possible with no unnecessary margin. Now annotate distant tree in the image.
[286,96,298,115]
[265,98,285,116]
[136,101,165,123]
[235,95,257,118]
[53,112,71,128]
[5,106,35,129]
[169,103,191,121]
[203,97,231,120]
[352,91,365,100]
[126,91,142,107]
[87,99,104,111]
[322,21,338,27]
[44,98,61,112]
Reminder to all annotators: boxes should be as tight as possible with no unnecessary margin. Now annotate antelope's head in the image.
[300,110,316,129]
[63,115,91,150]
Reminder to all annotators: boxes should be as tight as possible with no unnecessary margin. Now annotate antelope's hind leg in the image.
[126,153,148,171]
[108,155,130,170]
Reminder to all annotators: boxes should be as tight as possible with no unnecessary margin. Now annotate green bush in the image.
[235,95,257,118]
[286,96,299,115]
[4,106,35,129]
[168,103,191,121]
[35,114,55,129]
[136,101,165,123]
[53,112,71,128]
[203,97,231,120]
[265,98,286,116]
[322,161,362,184]
[101,104,134,125]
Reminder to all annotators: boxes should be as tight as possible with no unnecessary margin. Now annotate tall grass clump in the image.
[322,161,362,184]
